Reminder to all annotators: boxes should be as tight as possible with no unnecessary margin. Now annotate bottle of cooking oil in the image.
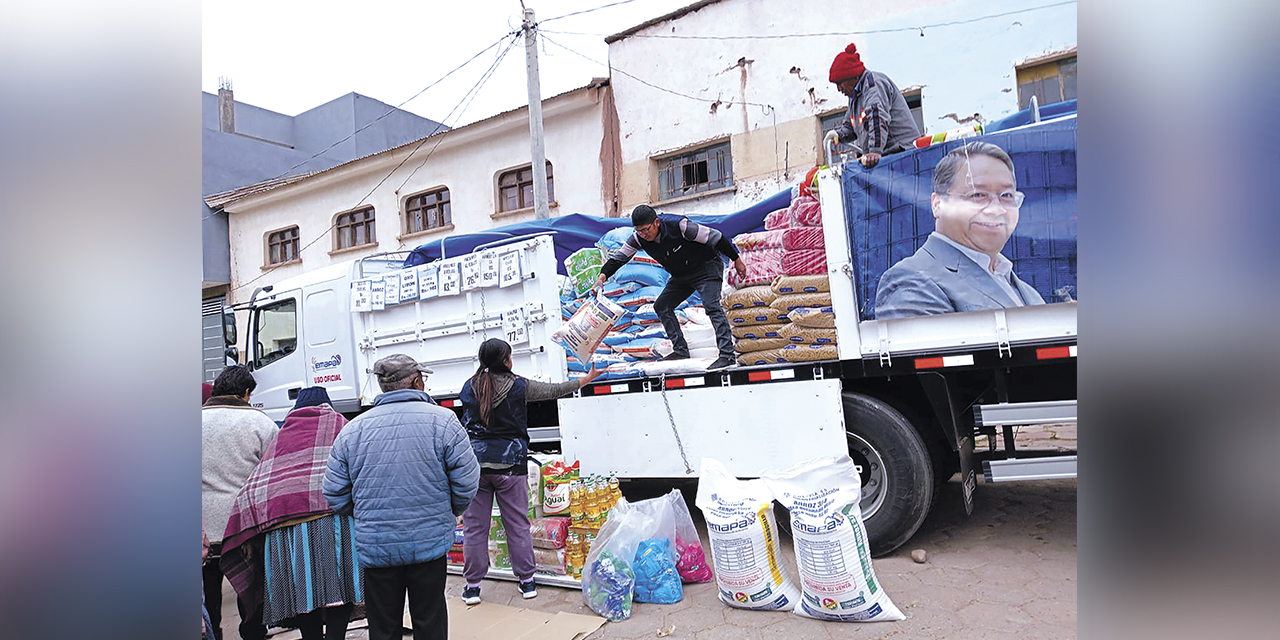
[568,479,584,526]
[584,478,601,528]
[607,473,621,508]
[566,530,582,578]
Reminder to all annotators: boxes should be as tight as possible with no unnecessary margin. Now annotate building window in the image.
[405,187,451,234]
[266,226,299,265]
[656,141,732,200]
[1017,54,1076,109]
[334,206,375,250]
[903,89,925,133]
[498,162,554,212]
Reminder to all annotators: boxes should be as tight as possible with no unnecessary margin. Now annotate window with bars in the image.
[404,187,451,234]
[1017,54,1076,109]
[656,141,732,200]
[498,162,554,212]
[266,226,299,265]
[819,88,924,162]
[334,207,376,250]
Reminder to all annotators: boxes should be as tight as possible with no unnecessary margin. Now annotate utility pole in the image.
[523,7,550,219]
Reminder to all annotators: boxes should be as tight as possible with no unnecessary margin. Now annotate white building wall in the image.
[607,0,1076,212]
[223,86,611,307]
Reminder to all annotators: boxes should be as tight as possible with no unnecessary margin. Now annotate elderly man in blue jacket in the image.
[324,354,479,640]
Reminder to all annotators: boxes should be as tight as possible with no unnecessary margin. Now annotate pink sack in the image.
[781,226,825,251]
[530,517,570,549]
[728,247,784,289]
[763,207,792,231]
[786,194,823,227]
[780,249,827,276]
[733,229,785,251]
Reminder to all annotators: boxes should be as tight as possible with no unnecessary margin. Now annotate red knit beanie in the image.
[829,42,866,84]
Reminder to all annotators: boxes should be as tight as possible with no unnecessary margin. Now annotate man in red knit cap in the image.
[828,42,920,169]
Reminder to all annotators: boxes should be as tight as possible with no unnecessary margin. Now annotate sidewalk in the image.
[217,426,1077,639]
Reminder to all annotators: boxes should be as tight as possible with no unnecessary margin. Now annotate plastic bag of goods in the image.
[611,261,670,288]
[780,249,828,277]
[781,226,826,251]
[727,307,789,327]
[694,458,800,611]
[771,291,833,312]
[737,349,789,366]
[785,193,823,227]
[534,547,568,575]
[733,229,785,250]
[527,459,542,518]
[763,207,792,231]
[728,248,784,289]
[733,336,791,353]
[553,294,627,365]
[732,323,786,340]
[614,337,673,359]
[633,539,683,604]
[779,343,839,362]
[564,248,604,297]
[665,489,713,583]
[581,497,652,621]
[761,455,904,621]
[779,323,838,345]
[541,460,579,516]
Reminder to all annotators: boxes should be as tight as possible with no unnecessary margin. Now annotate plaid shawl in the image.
[220,404,347,599]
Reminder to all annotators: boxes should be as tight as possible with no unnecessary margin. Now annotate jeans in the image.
[653,258,733,359]
[364,557,447,640]
[462,473,536,584]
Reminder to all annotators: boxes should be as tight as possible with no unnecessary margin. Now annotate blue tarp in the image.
[403,188,792,274]
[983,99,1077,134]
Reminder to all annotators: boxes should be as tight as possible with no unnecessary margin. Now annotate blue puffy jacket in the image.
[323,389,479,568]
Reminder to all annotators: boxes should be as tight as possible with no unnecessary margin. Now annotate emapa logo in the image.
[311,354,342,372]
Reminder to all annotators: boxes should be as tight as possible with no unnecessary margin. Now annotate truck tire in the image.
[843,391,934,557]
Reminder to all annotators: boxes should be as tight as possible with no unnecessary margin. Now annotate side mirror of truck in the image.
[225,346,239,364]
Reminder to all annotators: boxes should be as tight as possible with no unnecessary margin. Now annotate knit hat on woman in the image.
[829,42,866,84]
[292,386,332,411]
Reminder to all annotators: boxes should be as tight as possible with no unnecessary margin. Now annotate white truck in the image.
[239,112,1077,556]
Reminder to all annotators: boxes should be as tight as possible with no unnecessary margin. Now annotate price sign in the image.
[370,278,386,311]
[351,280,371,312]
[399,269,418,302]
[499,251,521,288]
[502,306,528,345]
[461,254,481,291]
[438,261,460,297]
[383,273,400,306]
[418,264,439,300]
[479,251,498,288]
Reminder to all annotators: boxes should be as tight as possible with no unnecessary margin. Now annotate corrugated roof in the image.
[605,0,725,44]
[206,79,611,210]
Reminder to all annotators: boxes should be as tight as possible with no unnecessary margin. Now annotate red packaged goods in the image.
[732,229,785,251]
[530,517,571,549]
[781,226,825,251]
[763,207,791,231]
[780,249,827,276]
[727,248,784,289]
[787,194,823,227]
[534,547,568,575]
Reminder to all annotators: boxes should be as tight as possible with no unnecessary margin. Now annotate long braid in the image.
[470,338,513,427]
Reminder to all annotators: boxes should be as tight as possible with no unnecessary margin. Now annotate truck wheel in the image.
[843,391,934,557]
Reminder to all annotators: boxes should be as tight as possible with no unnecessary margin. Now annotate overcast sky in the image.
[203,0,695,127]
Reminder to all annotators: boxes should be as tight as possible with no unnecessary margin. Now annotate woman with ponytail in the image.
[457,339,601,604]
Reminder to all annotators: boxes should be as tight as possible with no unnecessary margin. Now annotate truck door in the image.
[248,294,303,422]
[299,282,358,414]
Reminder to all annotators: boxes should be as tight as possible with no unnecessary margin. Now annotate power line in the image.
[232,32,522,293]
[540,0,641,24]
[542,0,1076,40]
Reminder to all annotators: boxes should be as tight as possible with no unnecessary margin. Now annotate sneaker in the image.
[461,586,481,605]
[707,357,736,371]
[661,352,690,362]
[518,580,538,599]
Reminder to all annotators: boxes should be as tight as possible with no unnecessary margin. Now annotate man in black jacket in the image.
[592,205,746,371]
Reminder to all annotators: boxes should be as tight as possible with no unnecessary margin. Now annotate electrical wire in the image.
[541,0,1076,40]
[540,0,641,24]
[231,32,522,293]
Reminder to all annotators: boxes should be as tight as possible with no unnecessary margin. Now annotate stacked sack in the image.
[727,225,785,290]
[723,285,790,362]
[562,227,717,381]
[738,274,839,365]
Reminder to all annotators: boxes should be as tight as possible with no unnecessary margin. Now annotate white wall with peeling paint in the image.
[606,0,1076,211]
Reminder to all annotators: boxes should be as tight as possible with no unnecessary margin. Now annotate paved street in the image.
[218,425,1077,639]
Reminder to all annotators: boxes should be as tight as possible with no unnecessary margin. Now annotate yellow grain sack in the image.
[723,285,778,310]
[733,336,792,353]
[727,307,790,327]
[778,323,837,345]
[771,274,830,295]
[770,292,833,312]
[731,323,786,340]
[736,348,790,366]
[788,307,836,328]
[778,343,839,362]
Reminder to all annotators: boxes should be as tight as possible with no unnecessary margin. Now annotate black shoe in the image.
[461,586,481,605]
[707,357,736,371]
[518,580,538,599]
[661,352,690,362]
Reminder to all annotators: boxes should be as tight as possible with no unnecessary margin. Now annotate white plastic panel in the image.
[559,379,846,478]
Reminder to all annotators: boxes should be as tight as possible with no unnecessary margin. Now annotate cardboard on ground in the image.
[404,599,605,640]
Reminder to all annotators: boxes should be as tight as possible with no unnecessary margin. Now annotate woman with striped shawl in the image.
[221,387,364,640]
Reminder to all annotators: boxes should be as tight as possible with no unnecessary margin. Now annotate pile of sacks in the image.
[724,189,838,365]
[559,227,719,381]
